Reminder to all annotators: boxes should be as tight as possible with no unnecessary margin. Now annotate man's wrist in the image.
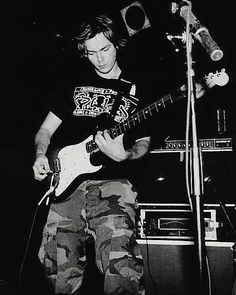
[36,152,46,158]
[122,150,131,161]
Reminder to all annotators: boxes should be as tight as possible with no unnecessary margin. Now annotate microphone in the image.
[179,2,223,61]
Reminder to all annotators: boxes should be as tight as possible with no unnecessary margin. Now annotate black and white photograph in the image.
[0,0,235,294]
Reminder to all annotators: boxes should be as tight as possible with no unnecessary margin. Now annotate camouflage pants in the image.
[38,179,145,295]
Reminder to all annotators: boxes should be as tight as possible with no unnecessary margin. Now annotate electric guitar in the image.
[46,69,229,203]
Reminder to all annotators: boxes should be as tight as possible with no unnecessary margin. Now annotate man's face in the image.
[85,32,118,76]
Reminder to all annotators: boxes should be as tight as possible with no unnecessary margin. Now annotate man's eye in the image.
[88,52,94,56]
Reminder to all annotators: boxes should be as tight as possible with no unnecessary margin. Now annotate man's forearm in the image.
[34,128,51,157]
[126,138,150,160]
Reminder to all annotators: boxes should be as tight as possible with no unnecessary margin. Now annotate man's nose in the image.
[96,52,104,62]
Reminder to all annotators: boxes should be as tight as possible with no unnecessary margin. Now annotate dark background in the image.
[0,0,235,294]
[0,0,235,147]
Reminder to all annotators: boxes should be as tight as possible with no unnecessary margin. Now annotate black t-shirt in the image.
[48,66,152,181]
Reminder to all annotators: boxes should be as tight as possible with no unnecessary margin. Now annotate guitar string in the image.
[85,90,184,153]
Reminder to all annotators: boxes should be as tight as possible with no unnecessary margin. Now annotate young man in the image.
[32,14,150,294]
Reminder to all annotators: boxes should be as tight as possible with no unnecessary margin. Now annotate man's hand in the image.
[95,130,128,162]
[33,154,52,181]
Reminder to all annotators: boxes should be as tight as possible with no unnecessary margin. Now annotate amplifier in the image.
[135,145,234,203]
[137,239,235,295]
[161,137,233,152]
[137,203,236,241]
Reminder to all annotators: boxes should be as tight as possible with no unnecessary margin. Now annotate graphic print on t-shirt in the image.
[73,86,139,123]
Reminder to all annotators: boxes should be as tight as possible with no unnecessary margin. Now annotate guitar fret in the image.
[162,99,166,108]
[168,93,173,103]
[137,114,141,123]
[142,109,146,120]
[154,103,159,112]
[165,94,177,107]
[130,116,136,126]
[147,106,152,116]
[157,100,164,108]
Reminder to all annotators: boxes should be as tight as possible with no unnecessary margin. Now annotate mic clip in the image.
[166,32,187,52]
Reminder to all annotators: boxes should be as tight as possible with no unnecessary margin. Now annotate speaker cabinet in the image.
[120,1,151,36]
[135,149,234,204]
[138,240,234,295]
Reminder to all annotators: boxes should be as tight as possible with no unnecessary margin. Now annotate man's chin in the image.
[97,67,109,74]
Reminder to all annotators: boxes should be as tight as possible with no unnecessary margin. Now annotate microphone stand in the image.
[183,2,209,294]
[219,202,236,295]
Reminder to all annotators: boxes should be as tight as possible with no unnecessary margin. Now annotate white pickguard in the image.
[54,134,102,196]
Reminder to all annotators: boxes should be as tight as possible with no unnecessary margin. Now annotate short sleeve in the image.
[47,86,73,121]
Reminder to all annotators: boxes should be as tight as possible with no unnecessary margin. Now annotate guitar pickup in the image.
[53,158,61,173]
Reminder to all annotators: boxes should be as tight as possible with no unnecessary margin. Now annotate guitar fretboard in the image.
[86,88,185,153]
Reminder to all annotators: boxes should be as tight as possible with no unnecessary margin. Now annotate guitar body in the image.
[49,135,103,202]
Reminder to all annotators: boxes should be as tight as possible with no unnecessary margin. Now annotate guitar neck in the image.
[86,86,185,153]
[111,89,185,137]
[85,68,228,154]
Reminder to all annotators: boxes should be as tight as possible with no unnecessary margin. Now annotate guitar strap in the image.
[110,77,133,120]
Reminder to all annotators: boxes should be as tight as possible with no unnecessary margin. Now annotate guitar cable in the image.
[16,177,56,294]
[38,173,57,206]
[16,202,43,294]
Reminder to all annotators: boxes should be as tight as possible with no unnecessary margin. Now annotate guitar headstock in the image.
[204,68,229,88]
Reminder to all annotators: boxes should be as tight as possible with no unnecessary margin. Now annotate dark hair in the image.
[75,14,128,57]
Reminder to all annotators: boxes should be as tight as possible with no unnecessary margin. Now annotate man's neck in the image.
[96,63,121,80]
